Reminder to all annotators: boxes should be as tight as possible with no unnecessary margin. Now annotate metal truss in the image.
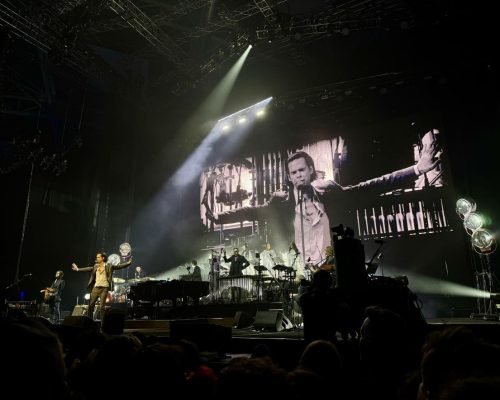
[253,0,278,26]
[0,2,98,77]
[0,95,43,118]
[91,0,288,42]
[471,253,498,320]
[107,0,186,66]
[92,0,215,33]
[197,32,250,76]
[172,0,288,43]
[255,0,410,40]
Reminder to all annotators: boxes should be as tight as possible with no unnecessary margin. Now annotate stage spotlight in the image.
[456,198,476,217]
[471,228,494,250]
[463,212,484,232]
[84,293,90,301]
[222,124,231,132]
[238,117,247,124]
[256,109,265,117]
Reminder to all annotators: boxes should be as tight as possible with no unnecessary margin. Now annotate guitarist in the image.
[43,270,65,324]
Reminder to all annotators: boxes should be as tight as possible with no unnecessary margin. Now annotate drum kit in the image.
[107,242,134,303]
[199,243,303,305]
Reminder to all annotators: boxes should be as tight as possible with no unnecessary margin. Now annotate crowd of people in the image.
[3,301,499,400]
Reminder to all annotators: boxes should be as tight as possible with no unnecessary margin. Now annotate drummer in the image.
[134,266,146,280]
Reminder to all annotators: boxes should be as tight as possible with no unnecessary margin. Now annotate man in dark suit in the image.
[190,260,202,281]
[223,248,250,302]
[46,270,65,324]
[72,252,132,320]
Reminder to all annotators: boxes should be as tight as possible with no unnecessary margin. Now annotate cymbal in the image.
[113,277,126,283]
[127,277,151,283]
[254,265,268,272]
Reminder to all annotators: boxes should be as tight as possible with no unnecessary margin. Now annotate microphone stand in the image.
[255,255,262,303]
[366,242,384,276]
[298,187,307,267]
[209,250,220,303]
[5,274,31,291]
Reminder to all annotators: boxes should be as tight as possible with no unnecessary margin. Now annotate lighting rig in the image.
[456,198,498,320]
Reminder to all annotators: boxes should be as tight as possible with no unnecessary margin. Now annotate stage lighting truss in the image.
[458,197,498,319]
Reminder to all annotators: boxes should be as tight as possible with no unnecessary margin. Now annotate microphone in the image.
[375,239,385,245]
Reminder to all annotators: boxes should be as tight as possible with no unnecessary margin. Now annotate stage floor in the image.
[116,315,500,371]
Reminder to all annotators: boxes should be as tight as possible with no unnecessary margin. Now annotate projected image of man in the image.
[206,135,440,269]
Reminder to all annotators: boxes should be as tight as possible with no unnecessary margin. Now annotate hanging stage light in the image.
[471,228,494,251]
[463,212,484,233]
[456,198,476,218]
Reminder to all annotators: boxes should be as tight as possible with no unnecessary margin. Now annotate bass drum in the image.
[263,284,285,302]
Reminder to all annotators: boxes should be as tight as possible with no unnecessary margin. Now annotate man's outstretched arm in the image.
[313,136,440,193]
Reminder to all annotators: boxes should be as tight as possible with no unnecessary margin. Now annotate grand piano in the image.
[128,279,209,305]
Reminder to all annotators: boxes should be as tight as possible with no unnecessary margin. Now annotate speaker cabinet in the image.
[253,310,284,331]
[71,305,88,316]
[38,304,51,318]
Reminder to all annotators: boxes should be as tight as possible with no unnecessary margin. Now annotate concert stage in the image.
[111,314,500,371]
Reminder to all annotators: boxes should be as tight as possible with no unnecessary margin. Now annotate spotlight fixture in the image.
[456,198,476,218]
[471,228,494,251]
[463,212,484,233]
[238,117,247,124]
[489,293,500,300]
[456,197,497,320]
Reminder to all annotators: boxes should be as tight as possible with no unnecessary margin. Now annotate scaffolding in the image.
[470,253,498,320]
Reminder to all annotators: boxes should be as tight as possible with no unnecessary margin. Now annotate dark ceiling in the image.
[2,0,497,184]
[2,0,494,99]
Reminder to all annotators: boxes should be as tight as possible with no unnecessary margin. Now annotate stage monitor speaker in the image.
[233,311,253,328]
[72,305,88,316]
[38,304,51,318]
[253,310,284,332]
